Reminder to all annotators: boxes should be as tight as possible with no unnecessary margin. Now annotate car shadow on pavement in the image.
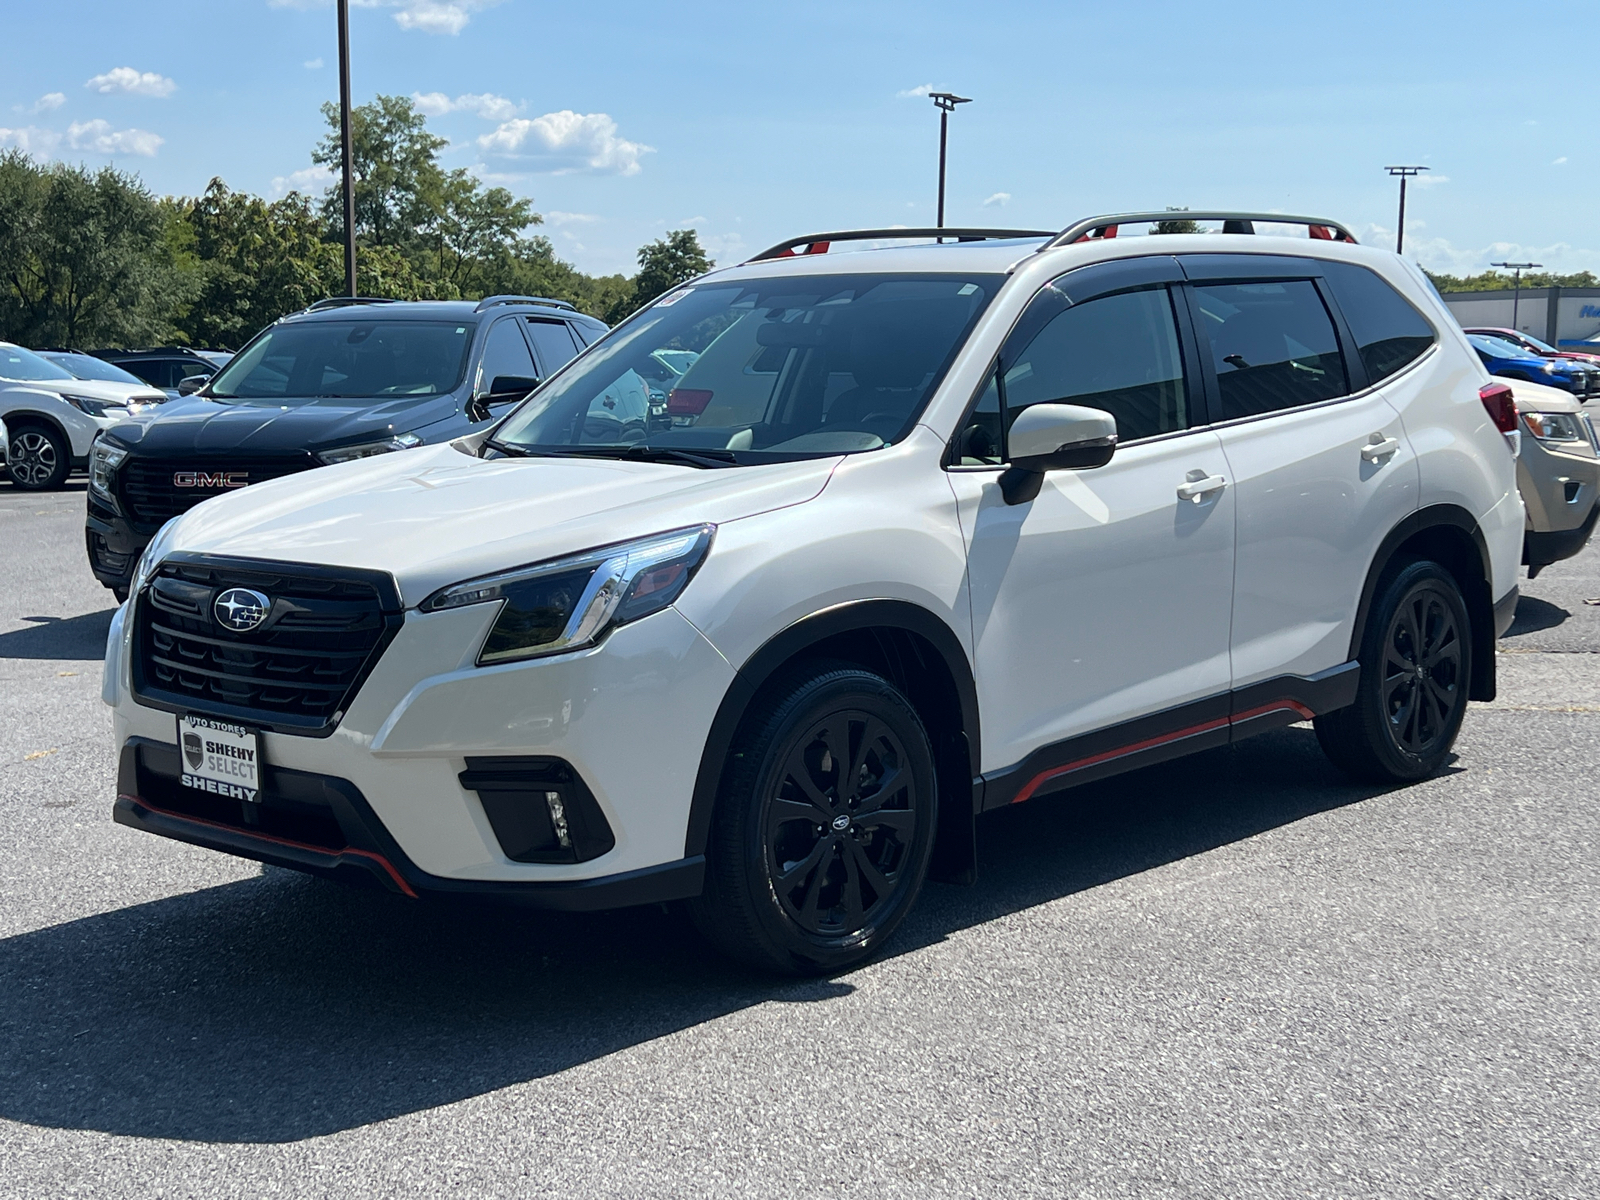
[0,610,117,660]
[1501,595,1570,639]
[0,726,1409,1144]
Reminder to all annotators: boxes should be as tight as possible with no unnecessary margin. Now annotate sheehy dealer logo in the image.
[173,470,249,488]
[213,587,271,632]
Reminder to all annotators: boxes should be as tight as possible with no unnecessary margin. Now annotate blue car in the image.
[1466,332,1600,399]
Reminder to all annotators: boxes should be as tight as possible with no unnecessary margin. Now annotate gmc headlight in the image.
[317,431,423,465]
[64,393,120,417]
[88,437,128,504]
[422,525,715,666]
[1523,410,1586,442]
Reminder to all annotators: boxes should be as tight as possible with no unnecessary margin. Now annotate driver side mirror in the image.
[467,374,540,422]
[177,374,209,396]
[999,403,1118,505]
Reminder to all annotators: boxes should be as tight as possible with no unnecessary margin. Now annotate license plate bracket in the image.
[178,714,263,803]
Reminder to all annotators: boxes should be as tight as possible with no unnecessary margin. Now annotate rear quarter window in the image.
[1320,260,1437,384]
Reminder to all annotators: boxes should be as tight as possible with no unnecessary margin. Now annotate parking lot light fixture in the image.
[1385,165,1428,255]
[1491,260,1542,333]
[929,92,971,236]
[338,0,357,297]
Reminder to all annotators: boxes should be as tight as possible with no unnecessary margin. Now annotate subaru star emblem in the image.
[213,587,271,632]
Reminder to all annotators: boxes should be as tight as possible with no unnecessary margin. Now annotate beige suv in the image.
[1507,377,1600,577]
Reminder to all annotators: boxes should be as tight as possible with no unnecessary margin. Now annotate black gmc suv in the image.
[86,295,604,599]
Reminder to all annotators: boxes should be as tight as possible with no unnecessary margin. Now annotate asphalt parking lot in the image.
[1,480,1596,1199]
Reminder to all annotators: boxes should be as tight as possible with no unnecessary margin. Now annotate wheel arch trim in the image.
[683,598,979,862]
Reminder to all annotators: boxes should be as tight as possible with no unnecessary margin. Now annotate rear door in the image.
[1178,254,1419,694]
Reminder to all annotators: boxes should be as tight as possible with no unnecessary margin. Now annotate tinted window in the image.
[1193,280,1347,419]
[0,344,73,382]
[208,320,476,403]
[115,359,174,388]
[1003,287,1188,443]
[524,319,580,374]
[1320,261,1436,383]
[479,319,537,389]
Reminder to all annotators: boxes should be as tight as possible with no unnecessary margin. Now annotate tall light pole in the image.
[1385,165,1428,255]
[928,92,971,233]
[1491,260,1541,333]
[337,0,357,297]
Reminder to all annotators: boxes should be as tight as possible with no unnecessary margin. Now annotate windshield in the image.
[1469,334,1534,359]
[491,273,1000,463]
[0,344,74,382]
[39,352,146,384]
[207,319,477,403]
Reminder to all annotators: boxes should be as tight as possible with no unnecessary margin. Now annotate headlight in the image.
[1523,410,1586,442]
[63,393,120,417]
[128,517,181,597]
[88,437,128,504]
[422,524,715,666]
[317,432,423,465]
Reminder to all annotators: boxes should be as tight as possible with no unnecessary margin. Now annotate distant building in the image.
[1438,286,1600,349]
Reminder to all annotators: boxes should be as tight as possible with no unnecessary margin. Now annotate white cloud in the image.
[1553,156,1569,166]
[269,0,505,35]
[982,192,1011,208]
[304,57,324,69]
[1413,173,1449,187]
[270,164,338,198]
[478,110,651,175]
[898,84,934,98]
[67,119,163,156]
[678,215,707,228]
[412,91,519,120]
[85,67,176,98]
[546,211,599,226]
[699,232,744,263]
[0,126,62,154]
[15,93,66,115]
[1388,232,1600,275]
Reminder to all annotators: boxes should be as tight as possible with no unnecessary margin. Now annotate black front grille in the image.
[119,454,317,525]
[130,553,403,736]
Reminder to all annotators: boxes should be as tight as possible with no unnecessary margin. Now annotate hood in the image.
[163,442,840,606]
[106,392,458,455]
[2,377,166,407]
[1506,376,1583,413]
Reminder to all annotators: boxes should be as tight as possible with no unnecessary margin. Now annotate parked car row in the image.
[1463,328,1600,398]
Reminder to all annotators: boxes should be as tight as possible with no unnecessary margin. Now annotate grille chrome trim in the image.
[130,553,403,737]
[118,454,317,526]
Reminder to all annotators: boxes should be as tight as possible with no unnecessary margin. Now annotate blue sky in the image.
[5,0,1596,277]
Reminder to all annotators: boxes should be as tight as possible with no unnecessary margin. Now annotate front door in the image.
[947,260,1236,792]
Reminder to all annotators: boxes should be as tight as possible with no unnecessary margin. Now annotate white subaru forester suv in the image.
[104,212,1524,974]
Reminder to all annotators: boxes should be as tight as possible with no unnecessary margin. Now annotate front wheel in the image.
[1315,560,1472,782]
[7,423,70,490]
[691,665,937,975]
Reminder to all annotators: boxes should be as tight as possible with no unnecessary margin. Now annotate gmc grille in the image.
[119,454,317,525]
[130,555,403,736]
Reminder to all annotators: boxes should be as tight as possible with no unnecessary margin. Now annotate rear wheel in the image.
[1315,559,1471,782]
[6,422,70,490]
[691,665,937,974]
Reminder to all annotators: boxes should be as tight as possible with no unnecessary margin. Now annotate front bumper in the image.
[85,499,151,591]
[110,599,739,894]
[1525,500,1600,575]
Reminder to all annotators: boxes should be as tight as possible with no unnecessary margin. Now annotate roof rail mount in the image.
[303,296,403,312]
[473,294,579,313]
[748,228,1057,262]
[1044,211,1358,250]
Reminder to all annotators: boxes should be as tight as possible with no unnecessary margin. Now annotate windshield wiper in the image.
[550,444,739,469]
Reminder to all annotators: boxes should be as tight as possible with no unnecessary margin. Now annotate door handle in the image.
[1176,473,1228,502]
[1361,435,1401,462]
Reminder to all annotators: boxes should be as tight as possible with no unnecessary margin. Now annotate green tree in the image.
[1151,207,1200,235]
[0,151,191,347]
[609,229,713,322]
[1426,268,1600,293]
[312,94,448,250]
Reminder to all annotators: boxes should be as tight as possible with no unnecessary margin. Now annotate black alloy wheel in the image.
[693,665,937,974]
[1316,559,1472,782]
[7,423,69,490]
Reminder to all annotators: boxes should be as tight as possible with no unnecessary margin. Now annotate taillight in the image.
[1479,382,1517,433]
[667,388,713,415]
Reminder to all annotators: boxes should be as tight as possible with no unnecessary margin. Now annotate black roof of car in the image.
[89,346,226,360]
[278,295,596,326]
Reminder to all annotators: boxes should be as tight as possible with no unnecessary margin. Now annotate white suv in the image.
[104,213,1524,973]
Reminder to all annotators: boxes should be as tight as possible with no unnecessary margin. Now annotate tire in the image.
[691,664,938,975]
[6,422,70,490]
[1315,559,1472,783]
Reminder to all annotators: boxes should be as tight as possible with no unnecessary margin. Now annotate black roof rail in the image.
[301,296,402,313]
[1044,211,1358,251]
[473,294,578,313]
[747,227,1057,262]
[86,346,213,358]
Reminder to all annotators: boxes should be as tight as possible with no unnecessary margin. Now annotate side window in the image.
[477,318,537,391]
[119,359,168,388]
[1003,287,1189,444]
[955,372,1001,465]
[1319,260,1437,383]
[524,319,580,374]
[1192,280,1348,420]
